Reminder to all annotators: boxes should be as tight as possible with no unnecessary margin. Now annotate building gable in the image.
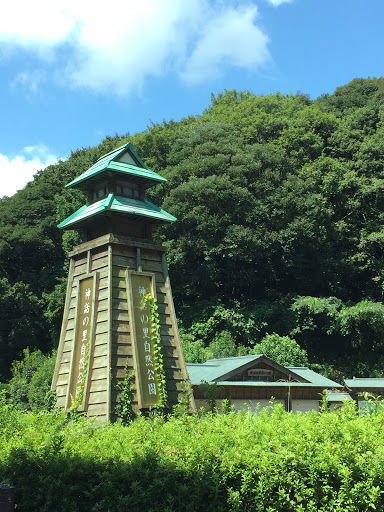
[212,355,310,384]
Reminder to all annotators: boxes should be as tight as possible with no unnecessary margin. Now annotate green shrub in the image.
[8,349,56,411]
[2,401,384,511]
[252,332,309,367]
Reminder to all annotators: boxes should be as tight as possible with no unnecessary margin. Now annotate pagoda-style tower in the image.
[52,143,193,420]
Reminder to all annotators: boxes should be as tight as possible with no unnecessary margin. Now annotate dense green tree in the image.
[8,349,56,411]
[3,78,384,382]
[253,333,309,367]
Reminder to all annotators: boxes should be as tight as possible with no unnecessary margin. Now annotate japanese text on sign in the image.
[69,276,95,407]
[129,273,159,407]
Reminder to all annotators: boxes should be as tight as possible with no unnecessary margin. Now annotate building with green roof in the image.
[187,355,342,413]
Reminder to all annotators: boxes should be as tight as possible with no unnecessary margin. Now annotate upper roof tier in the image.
[66,142,167,192]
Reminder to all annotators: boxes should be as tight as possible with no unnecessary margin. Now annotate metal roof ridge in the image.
[96,144,126,162]
[205,354,262,362]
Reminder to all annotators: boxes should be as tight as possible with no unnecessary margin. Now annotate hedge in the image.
[1,394,384,511]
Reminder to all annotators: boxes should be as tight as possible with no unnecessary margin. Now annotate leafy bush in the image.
[2,399,384,511]
[252,333,309,367]
[8,349,56,411]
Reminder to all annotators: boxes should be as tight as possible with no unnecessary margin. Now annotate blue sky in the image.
[0,0,383,197]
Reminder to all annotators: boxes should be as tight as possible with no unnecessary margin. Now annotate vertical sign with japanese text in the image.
[69,275,96,407]
[127,272,159,408]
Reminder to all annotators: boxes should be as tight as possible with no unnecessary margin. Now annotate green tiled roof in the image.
[286,367,340,387]
[186,355,342,388]
[65,143,166,190]
[344,378,384,389]
[58,193,176,229]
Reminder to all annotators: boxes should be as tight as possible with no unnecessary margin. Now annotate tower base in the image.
[52,233,193,421]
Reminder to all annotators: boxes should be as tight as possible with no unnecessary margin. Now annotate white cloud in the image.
[266,0,293,6]
[180,6,270,85]
[0,0,273,95]
[0,145,58,197]
[11,71,45,94]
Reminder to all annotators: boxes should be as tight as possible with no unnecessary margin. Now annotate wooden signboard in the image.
[126,270,160,409]
[248,369,274,378]
[66,273,98,410]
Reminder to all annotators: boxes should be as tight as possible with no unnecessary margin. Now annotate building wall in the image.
[193,385,325,413]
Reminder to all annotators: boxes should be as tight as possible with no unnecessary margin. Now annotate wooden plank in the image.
[68,234,111,257]
[161,336,178,348]
[112,246,136,259]
[61,352,72,364]
[110,367,135,381]
[97,297,109,312]
[159,326,174,338]
[112,276,127,289]
[163,357,181,369]
[112,298,128,311]
[111,343,132,356]
[95,332,109,346]
[58,362,70,374]
[98,287,109,301]
[162,346,179,358]
[111,332,131,344]
[63,339,73,351]
[91,255,109,271]
[56,385,67,398]
[112,321,130,333]
[87,403,108,416]
[56,396,66,407]
[139,248,162,262]
[94,268,109,281]
[91,246,109,259]
[94,343,108,357]
[154,291,167,304]
[112,309,129,322]
[157,303,171,316]
[91,367,109,381]
[96,309,108,323]
[99,276,109,290]
[73,263,87,277]
[111,390,138,403]
[111,355,131,367]
[110,235,164,252]
[92,355,108,369]
[159,315,172,327]
[90,379,108,393]
[112,288,128,300]
[141,260,163,273]
[91,415,108,422]
[88,391,108,405]
[57,374,69,386]
[112,265,136,278]
[113,261,136,273]
[52,257,75,390]
[67,306,76,320]
[165,369,183,380]
[74,255,88,267]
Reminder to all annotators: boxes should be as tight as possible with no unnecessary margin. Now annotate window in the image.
[116,180,140,199]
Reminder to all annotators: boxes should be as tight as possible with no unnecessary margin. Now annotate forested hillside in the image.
[2,77,384,382]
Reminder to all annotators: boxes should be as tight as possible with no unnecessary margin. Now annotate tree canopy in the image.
[2,78,384,381]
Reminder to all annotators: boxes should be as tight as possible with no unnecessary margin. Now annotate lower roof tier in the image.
[58,193,176,230]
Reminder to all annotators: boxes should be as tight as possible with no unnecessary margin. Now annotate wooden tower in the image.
[52,143,193,420]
